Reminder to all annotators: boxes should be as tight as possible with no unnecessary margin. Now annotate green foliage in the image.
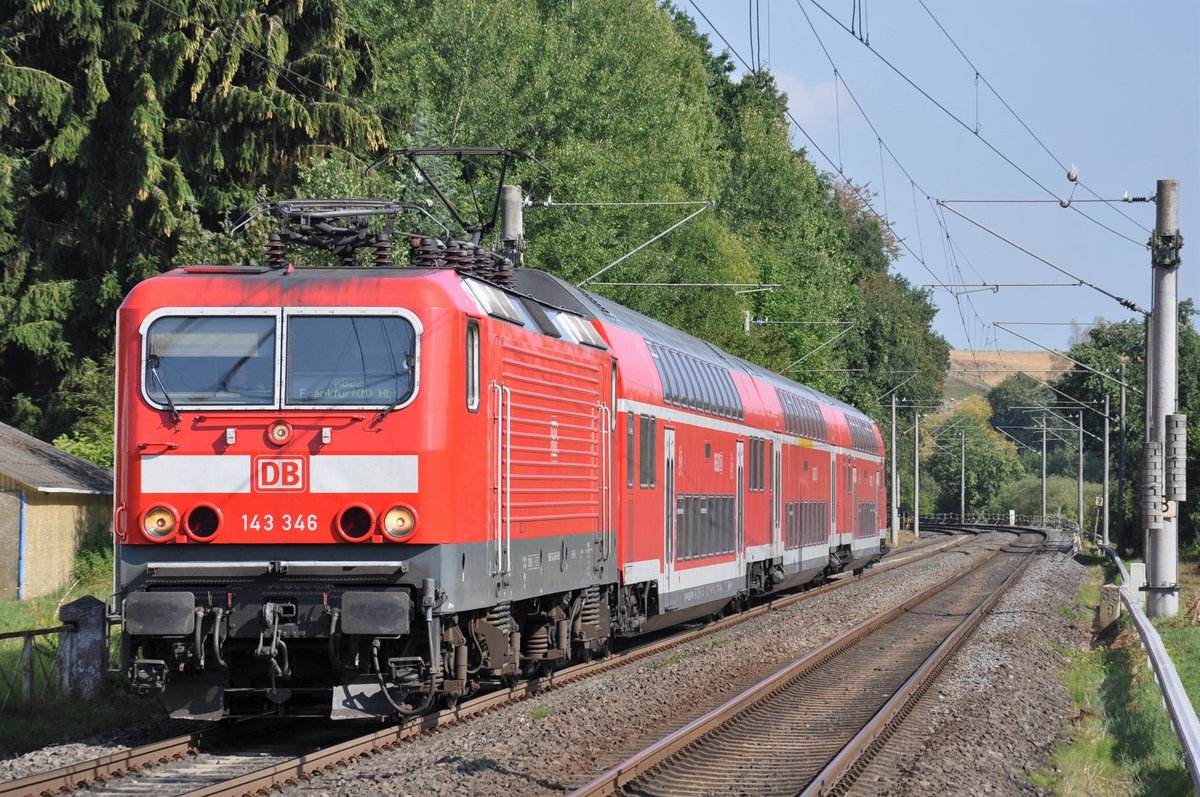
[922,395,1024,514]
[3,0,950,468]
[0,0,383,443]
[987,374,1054,453]
[990,474,1101,522]
[1051,305,1200,556]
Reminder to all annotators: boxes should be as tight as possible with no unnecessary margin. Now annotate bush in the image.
[988,474,1102,524]
[73,527,113,596]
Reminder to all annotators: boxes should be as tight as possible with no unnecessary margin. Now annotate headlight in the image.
[143,506,177,540]
[381,506,417,540]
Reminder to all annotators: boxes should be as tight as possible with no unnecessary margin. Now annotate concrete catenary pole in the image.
[1103,393,1110,548]
[1041,414,1047,527]
[890,394,899,546]
[1144,313,1153,560]
[1118,362,1127,551]
[1077,412,1084,536]
[913,413,921,539]
[960,431,966,523]
[1148,179,1181,618]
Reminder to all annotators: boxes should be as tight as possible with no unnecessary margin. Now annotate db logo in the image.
[254,456,306,492]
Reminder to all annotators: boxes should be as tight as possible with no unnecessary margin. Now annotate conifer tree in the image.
[0,0,383,436]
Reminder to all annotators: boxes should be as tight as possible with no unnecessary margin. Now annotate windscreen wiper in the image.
[147,355,182,424]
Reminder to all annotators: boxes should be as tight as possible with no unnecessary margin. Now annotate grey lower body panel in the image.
[119,532,617,614]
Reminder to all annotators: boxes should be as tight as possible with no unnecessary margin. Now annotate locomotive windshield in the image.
[144,315,276,406]
[285,315,415,406]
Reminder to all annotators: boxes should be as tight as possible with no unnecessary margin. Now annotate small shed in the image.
[0,423,112,600]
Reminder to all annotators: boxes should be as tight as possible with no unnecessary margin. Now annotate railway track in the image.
[569,528,1044,797]
[0,530,975,797]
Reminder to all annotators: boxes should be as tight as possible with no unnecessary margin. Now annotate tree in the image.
[1052,303,1200,557]
[986,374,1055,455]
[922,396,1023,515]
[0,0,383,439]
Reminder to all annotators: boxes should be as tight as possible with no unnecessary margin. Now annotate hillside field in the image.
[945,350,1067,399]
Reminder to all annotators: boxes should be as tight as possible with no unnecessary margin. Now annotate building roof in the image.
[0,422,113,495]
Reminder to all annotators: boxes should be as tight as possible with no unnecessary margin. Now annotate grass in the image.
[0,538,161,757]
[0,693,159,756]
[1035,548,1196,795]
[1148,558,1200,719]
[530,705,554,721]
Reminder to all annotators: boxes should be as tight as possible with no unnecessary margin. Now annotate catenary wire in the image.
[914,0,1151,235]
[805,0,1146,248]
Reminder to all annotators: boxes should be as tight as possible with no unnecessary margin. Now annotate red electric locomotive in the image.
[115,181,884,721]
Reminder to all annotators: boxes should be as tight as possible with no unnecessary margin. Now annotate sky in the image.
[684,1,1200,354]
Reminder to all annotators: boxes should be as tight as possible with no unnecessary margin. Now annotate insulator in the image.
[492,256,515,289]
[1166,413,1187,502]
[411,237,444,269]
[1142,441,1164,530]
[373,233,393,268]
[266,233,287,268]
[473,245,491,278]
[445,240,474,272]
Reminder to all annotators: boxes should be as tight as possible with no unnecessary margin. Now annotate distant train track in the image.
[1,531,975,797]
[568,528,1044,796]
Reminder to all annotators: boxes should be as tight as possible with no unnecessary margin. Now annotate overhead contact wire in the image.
[805,0,1145,247]
[915,0,1150,235]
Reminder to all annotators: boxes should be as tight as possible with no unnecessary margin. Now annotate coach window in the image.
[747,439,757,492]
[662,349,684,406]
[652,347,677,405]
[465,319,480,411]
[627,412,635,489]
[694,358,714,413]
[639,415,657,488]
[683,356,704,411]
[144,314,276,407]
[286,314,417,407]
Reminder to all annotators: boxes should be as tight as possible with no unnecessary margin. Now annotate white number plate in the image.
[241,513,319,532]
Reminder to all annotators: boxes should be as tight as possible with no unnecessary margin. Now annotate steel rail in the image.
[1,533,970,797]
[1105,547,1200,794]
[803,529,1045,796]
[0,728,213,797]
[171,534,978,797]
[567,528,1027,797]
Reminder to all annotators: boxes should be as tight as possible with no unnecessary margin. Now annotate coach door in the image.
[772,442,782,553]
[851,462,859,538]
[663,428,676,597]
[736,440,745,572]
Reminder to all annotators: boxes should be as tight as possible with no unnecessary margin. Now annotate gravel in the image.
[848,530,1088,796]
[278,532,1033,796]
[0,717,199,784]
[0,530,1088,797]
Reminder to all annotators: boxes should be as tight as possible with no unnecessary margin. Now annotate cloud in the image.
[774,72,840,129]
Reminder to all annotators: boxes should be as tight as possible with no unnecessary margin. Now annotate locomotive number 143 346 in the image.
[241,513,320,532]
